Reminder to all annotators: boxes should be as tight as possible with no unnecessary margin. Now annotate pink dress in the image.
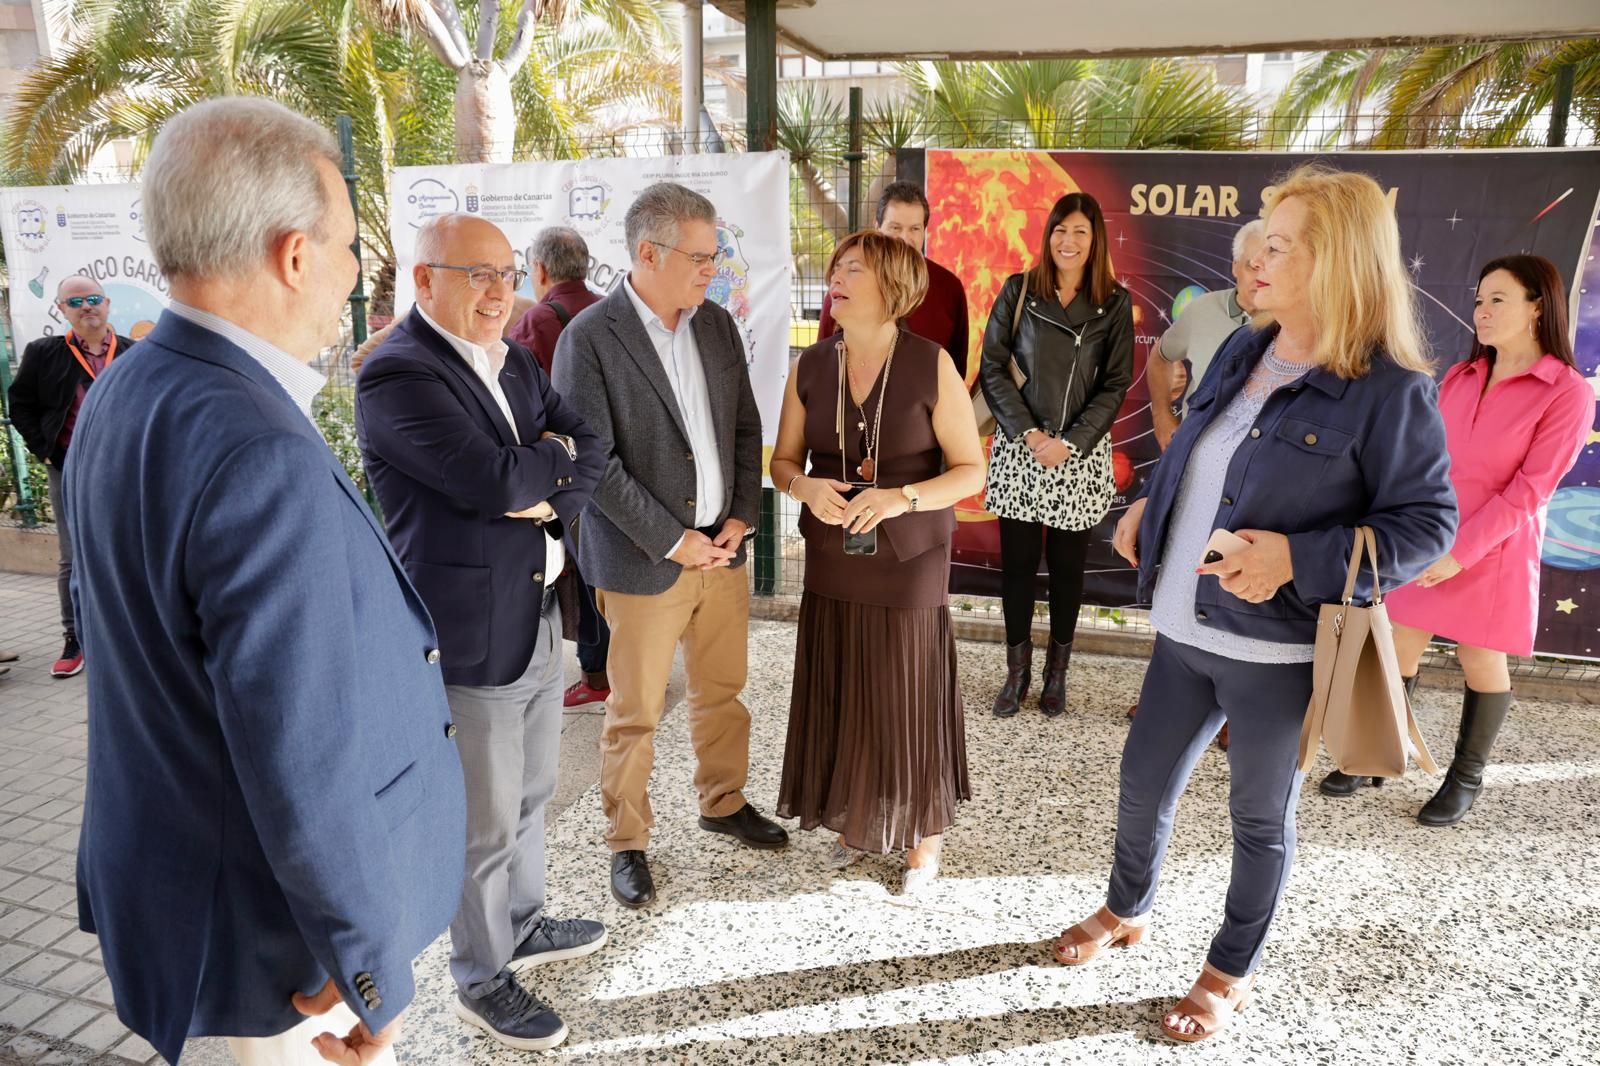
[1387,355,1594,655]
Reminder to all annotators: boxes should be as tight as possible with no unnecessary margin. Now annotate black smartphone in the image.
[842,482,877,556]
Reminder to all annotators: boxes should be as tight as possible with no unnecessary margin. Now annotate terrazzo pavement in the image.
[3,561,1594,1064]
[395,620,1597,1065]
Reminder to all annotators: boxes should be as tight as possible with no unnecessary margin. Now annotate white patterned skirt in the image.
[983,431,1115,531]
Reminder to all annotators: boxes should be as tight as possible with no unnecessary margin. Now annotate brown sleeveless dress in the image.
[776,330,971,853]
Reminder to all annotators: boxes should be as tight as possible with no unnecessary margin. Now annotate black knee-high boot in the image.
[1319,673,1422,796]
[1417,686,1513,826]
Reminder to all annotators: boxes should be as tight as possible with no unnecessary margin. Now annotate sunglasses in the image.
[60,294,107,309]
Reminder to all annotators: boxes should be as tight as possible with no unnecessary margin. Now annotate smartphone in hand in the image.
[1201,528,1250,567]
[842,482,877,556]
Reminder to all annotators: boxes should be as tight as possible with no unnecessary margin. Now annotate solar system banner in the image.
[917,147,1600,660]
[0,183,168,344]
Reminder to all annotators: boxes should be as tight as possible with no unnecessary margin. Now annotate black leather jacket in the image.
[979,273,1134,458]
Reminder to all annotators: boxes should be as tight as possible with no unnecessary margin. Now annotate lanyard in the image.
[65,332,117,380]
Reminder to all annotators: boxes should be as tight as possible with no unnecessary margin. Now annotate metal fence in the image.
[5,107,1600,683]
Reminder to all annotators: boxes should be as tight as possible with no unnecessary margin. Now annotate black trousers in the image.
[998,517,1091,646]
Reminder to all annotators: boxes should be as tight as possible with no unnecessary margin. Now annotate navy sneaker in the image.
[454,971,568,1051]
[510,916,608,973]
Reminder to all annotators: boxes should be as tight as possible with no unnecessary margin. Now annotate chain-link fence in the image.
[6,108,1600,684]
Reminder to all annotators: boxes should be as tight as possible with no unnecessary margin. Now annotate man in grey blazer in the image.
[552,182,787,908]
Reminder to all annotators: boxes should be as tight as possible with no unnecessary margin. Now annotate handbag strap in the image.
[1340,526,1384,605]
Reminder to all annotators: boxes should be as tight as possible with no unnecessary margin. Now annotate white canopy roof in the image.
[709,0,1600,60]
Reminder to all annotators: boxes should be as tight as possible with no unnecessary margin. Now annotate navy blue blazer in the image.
[355,309,603,687]
[1137,323,1458,643]
[62,311,467,1064]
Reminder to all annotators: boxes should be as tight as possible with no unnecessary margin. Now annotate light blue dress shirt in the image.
[167,301,326,421]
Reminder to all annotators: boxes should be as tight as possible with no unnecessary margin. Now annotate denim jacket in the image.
[1137,324,1458,644]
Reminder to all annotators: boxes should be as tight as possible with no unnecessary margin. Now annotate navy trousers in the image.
[574,565,610,676]
[1108,634,1312,977]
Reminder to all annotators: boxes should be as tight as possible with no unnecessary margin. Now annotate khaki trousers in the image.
[596,566,751,851]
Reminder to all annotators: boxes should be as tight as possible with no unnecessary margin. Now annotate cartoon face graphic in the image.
[18,205,45,241]
[569,185,606,221]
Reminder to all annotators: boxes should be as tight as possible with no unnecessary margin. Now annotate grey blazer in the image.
[551,283,763,596]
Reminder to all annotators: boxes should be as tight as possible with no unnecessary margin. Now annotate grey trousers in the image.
[445,599,564,998]
[46,464,74,641]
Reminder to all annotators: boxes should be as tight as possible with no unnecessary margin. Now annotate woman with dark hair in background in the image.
[1322,254,1592,825]
[979,192,1134,718]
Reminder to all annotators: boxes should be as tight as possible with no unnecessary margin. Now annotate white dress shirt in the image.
[415,305,563,579]
[167,302,326,422]
[622,276,726,557]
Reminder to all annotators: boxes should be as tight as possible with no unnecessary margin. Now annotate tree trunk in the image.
[455,60,517,163]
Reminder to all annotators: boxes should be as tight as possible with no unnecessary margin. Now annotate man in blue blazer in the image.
[356,214,605,1052]
[63,97,466,1066]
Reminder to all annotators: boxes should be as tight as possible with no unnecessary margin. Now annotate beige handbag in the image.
[1297,526,1439,778]
[972,285,1028,439]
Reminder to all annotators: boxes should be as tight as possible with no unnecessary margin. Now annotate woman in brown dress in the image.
[772,231,986,893]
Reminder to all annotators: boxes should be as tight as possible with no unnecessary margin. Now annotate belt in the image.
[695,523,724,539]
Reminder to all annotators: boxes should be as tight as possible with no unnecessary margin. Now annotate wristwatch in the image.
[549,434,576,461]
[901,484,921,512]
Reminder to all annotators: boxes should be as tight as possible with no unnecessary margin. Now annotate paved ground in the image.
[0,571,629,1065]
[4,568,1598,1065]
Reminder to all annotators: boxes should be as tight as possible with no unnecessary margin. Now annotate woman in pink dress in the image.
[1320,255,1593,824]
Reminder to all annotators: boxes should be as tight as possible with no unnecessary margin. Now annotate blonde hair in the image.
[826,230,929,323]
[1257,165,1430,378]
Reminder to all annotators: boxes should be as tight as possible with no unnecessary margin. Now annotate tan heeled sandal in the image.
[1160,962,1255,1043]
[1052,906,1150,966]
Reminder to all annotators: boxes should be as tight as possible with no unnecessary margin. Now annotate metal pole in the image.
[744,0,778,153]
[846,86,864,232]
[0,312,39,527]
[745,0,779,595]
[338,115,369,347]
[1548,63,1575,148]
[681,0,704,154]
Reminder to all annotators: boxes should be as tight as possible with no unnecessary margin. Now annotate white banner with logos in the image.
[389,152,792,443]
[1,184,169,349]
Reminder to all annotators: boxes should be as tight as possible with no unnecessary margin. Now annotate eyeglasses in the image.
[649,241,721,268]
[425,263,528,290]
[59,294,107,309]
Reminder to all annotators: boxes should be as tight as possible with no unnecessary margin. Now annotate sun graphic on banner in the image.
[926,150,1083,384]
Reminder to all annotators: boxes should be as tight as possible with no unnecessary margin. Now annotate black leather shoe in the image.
[699,803,789,849]
[992,640,1032,718]
[1319,769,1382,795]
[610,850,655,908]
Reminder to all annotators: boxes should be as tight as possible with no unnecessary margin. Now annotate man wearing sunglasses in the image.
[8,277,135,679]
[356,212,605,1052]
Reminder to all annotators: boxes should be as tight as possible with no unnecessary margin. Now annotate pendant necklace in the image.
[836,330,899,483]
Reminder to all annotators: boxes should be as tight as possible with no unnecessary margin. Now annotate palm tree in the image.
[1272,39,1600,148]
[5,0,681,308]
[374,0,672,162]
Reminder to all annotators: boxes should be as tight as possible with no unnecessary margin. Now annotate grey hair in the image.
[413,213,464,267]
[142,97,341,280]
[529,226,590,282]
[624,182,716,265]
[1232,218,1266,262]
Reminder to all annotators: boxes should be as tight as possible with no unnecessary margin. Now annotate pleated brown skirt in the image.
[777,591,971,853]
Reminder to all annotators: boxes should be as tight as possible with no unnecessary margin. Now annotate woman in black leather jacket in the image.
[979,191,1134,718]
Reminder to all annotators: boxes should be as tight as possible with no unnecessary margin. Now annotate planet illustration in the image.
[1171,284,1207,323]
[100,282,168,340]
[1540,485,1600,571]
[1112,449,1134,492]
